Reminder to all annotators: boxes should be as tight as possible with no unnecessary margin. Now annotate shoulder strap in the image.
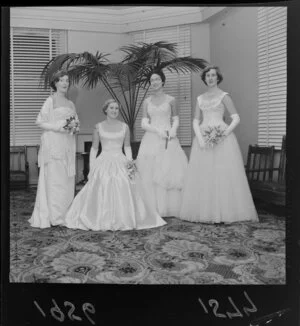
[197,95,202,106]
[166,94,175,104]
[45,96,54,119]
[221,91,229,99]
[51,95,55,108]
[95,122,101,134]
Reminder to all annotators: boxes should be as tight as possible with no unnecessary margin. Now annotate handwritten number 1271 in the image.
[34,299,96,325]
[198,291,258,319]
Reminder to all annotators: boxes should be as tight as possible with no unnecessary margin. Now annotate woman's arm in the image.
[124,124,133,160]
[193,98,205,148]
[141,98,167,138]
[89,124,100,170]
[36,97,66,132]
[169,96,179,139]
[222,94,240,136]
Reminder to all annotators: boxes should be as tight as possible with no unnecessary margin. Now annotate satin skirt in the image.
[137,131,188,217]
[64,151,166,231]
[179,133,258,223]
[29,159,75,228]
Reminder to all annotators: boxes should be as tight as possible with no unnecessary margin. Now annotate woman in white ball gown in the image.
[136,70,188,217]
[179,66,258,224]
[64,99,166,231]
[29,71,78,228]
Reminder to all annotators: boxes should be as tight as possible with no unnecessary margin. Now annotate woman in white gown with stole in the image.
[136,70,188,217]
[29,71,78,228]
[64,99,166,231]
[179,66,258,224]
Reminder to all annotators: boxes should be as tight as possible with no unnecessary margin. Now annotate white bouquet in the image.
[126,160,138,181]
[202,125,227,148]
[63,115,80,135]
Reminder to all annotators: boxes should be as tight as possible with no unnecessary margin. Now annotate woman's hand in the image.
[168,129,177,139]
[197,136,206,148]
[157,129,168,138]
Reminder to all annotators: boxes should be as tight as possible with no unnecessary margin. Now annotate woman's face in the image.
[150,74,163,90]
[106,102,119,119]
[55,75,69,93]
[205,69,218,87]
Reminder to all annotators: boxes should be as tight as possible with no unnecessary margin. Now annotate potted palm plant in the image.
[41,41,208,157]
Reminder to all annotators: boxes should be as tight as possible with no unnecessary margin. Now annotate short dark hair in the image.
[50,70,69,91]
[102,99,119,115]
[150,70,166,86]
[201,65,223,85]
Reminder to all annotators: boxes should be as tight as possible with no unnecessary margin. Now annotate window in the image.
[130,25,192,146]
[257,7,287,149]
[10,27,67,146]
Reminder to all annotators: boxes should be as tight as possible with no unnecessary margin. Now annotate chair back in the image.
[246,145,275,182]
[10,146,28,172]
[10,145,29,189]
[278,135,286,184]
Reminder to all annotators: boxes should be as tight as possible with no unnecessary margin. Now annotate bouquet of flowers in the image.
[202,125,227,148]
[63,115,80,135]
[126,160,138,181]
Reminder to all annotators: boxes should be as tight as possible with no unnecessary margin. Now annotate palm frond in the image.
[120,41,178,64]
[160,57,209,74]
[40,51,110,90]
[106,63,137,91]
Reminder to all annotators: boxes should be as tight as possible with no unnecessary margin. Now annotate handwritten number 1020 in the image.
[34,299,96,325]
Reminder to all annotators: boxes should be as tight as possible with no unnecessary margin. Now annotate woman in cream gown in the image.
[29,71,77,228]
[64,99,166,231]
[179,66,258,224]
[136,70,188,217]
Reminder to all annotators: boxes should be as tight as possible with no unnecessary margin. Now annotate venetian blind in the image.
[130,25,192,146]
[10,27,67,146]
[257,7,287,149]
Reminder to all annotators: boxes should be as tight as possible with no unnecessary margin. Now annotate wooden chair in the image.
[278,135,286,184]
[246,136,286,206]
[246,145,275,182]
[10,145,29,189]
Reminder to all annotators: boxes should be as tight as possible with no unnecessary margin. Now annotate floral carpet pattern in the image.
[10,188,285,284]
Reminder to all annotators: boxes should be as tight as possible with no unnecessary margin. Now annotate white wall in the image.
[188,22,211,158]
[208,7,259,161]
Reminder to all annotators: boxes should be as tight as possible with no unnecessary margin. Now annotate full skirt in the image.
[29,159,75,228]
[64,152,166,231]
[137,132,188,217]
[179,134,258,223]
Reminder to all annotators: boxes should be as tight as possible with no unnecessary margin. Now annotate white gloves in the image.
[124,146,133,161]
[89,147,97,171]
[193,118,205,148]
[224,114,240,136]
[141,117,167,139]
[168,116,179,139]
[37,120,66,132]
[141,117,158,133]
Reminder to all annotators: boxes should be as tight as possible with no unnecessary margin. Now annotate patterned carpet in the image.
[9,187,286,284]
